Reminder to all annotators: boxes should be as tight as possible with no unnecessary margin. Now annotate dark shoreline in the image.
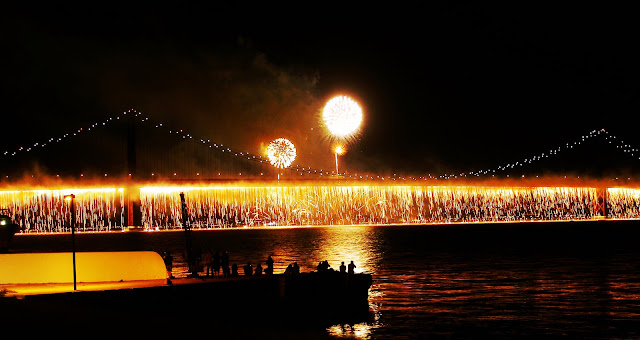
[1,272,373,335]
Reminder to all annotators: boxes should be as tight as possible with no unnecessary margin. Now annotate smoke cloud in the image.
[81,36,335,171]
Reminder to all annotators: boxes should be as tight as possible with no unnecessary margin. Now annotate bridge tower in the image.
[126,113,142,228]
[594,188,607,218]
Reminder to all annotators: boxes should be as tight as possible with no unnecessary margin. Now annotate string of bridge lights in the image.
[140,109,335,176]
[1,109,639,181]
[0,109,323,178]
[438,129,640,180]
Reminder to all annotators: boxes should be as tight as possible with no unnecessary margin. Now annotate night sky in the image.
[1,4,638,179]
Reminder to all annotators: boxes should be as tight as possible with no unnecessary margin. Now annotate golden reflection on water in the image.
[11,222,640,338]
[296,226,379,339]
[307,226,378,274]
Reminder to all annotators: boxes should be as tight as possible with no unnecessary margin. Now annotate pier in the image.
[1,271,374,333]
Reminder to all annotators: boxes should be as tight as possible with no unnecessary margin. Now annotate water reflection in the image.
[271,226,381,339]
[10,221,640,339]
[310,226,379,274]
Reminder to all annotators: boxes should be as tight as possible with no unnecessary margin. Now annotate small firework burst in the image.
[267,138,297,169]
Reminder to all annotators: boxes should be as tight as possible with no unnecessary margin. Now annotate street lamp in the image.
[64,194,77,291]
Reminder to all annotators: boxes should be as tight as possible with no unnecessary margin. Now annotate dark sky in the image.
[1,3,638,179]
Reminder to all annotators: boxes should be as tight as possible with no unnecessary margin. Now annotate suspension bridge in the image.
[1,109,639,233]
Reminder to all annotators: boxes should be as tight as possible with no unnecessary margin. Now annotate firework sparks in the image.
[139,185,604,229]
[4,184,640,232]
[267,138,297,169]
[0,188,125,233]
[322,95,363,139]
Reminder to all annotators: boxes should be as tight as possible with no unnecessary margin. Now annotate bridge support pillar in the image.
[594,188,607,218]
[125,112,140,229]
[126,185,142,228]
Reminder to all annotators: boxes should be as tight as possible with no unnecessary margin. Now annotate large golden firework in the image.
[322,95,363,139]
[267,138,297,169]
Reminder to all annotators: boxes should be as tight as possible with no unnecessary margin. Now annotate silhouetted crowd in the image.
[317,260,356,274]
[161,249,358,280]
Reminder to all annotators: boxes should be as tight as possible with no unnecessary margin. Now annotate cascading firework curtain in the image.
[139,185,601,229]
[0,188,125,233]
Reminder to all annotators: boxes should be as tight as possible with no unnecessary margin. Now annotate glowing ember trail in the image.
[140,185,603,230]
[3,184,640,233]
[607,188,640,219]
[0,188,125,233]
[334,145,346,175]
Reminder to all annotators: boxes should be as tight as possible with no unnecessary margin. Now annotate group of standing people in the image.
[202,249,230,277]
[162,249,232,279]
[342,260,357,274]
[318,260,357,274]
[162,250,358,279]
[242,255,276,276]
[284,262,300,275]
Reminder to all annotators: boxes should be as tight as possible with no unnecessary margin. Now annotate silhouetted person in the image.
[293,262,300,274]
[254,262,263,276]
[266,255,274,275]
[221,250,229,268]
[243,262,253,276]
[222,264,230,278]
[222,251,230,277]
[192,247,203,275]
[317,260,331,273]
[213,251,221,277]
[284,264,293,275]
[340,261,346,273]
[203,249,213,276]
[348,261,356,274]
[162,251,174,280]
[231,263,239,277]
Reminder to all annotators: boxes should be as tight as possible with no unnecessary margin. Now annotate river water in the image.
[9,220,640,339]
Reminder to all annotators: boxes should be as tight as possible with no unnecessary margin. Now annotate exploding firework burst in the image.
[267,138,297,169]
[322,95,363,139]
